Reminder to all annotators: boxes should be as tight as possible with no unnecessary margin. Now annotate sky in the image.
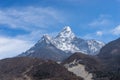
[0,0,120,59]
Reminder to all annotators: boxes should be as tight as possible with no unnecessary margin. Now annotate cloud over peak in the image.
[96,31,103,36]
[0,36,33,59]
[112,25,120,35]
[0,7,65,31]
[89,14,112,27]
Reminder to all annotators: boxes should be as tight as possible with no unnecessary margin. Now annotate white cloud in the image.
[83,30,104,42]
[0,29,58,59]
[83,32,102,40]
[0,7,65,59]
[0,37,33,59]
[112,25,120,35]
[89,14,112,27]
[0,7,65,31]
[16,30,46,41]
[96,31,103,36]
[89,19,110,27]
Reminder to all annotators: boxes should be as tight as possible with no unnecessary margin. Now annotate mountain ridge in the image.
[0,57,83,80]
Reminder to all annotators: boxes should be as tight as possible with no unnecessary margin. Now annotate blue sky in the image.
[0,0,120,59]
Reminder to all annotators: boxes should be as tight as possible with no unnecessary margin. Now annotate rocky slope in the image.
[62,52,102,80]
[0,57,83,80]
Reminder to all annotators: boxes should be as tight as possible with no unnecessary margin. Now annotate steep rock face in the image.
[0,57,83,80]
[19,26,104,61]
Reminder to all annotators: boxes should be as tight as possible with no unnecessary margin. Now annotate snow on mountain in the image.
[19,26,105,61]
[50,26,105,55]
[56,26,75,39]
[19,34,68,61]
[52,26,80,53]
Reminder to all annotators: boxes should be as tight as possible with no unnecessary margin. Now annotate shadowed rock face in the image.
[96,38,120,80]
[0,57,83,80]
[98,38,120,55]
[98,38,120,68]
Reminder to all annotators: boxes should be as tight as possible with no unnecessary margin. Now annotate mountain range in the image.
[19,26,105,61]
[61,37,120,80]
[0,26,120,80]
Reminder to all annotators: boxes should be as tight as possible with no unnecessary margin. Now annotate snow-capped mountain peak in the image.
[37,26,105,55]
[63,26,72,32]
[38,34,52,44]
[56,26,75,39]
[19,26,105,61]
[42,34,51,41]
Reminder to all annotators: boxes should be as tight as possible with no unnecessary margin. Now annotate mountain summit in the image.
[56,26,75,39]
[19,26,105,61]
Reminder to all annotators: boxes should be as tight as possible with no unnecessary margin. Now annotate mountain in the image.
[19,35,68,61]
[96,38,120,80]
[98,38,120,67]
[51,26,104,55]
[19,26,104,61]
[62,52,102,80]
[0,57,83,80]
